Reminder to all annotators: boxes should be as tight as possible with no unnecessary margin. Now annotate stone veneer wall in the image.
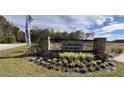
[41,37,106,54]
[93,38,106,54]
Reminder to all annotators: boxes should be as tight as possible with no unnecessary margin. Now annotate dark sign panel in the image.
[61,41,93,51]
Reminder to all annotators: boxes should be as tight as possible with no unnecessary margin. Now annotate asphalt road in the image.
[0,43,26,51]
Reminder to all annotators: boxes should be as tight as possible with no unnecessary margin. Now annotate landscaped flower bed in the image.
[30,52,117,74]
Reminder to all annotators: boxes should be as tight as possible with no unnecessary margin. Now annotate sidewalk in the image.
[114,53,124,62]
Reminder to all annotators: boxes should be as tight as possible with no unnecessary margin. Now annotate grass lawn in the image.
[0,45,124,77]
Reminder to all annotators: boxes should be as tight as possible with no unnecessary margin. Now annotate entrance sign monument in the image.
[41,37,106,54]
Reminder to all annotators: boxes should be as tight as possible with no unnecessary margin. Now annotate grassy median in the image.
[0,45,68,76]
[0,45,124,77]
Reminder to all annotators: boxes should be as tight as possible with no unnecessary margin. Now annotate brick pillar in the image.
[93,38,106,54]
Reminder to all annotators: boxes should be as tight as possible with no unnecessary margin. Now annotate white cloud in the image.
[101,23,124,33]
[95,16,108,25]
[95,16,115,25]
[95,33,112,38]
[32,15,100,32]
[96,18,106,25]
[67,15,95,29]
[108,16,114,22]
[66,15,114,33]
[68,15,109,26]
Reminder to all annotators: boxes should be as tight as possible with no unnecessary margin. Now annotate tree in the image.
[85,32,95,40]
[0,15,25,43]
[85,33,91,40]
[29,27,96,42]
[0,31,4,43]
[90,32,95,40]
[30,29,40,42]
[75,30,86,39]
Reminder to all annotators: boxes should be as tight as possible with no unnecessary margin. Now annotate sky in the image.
[3,15,124,41]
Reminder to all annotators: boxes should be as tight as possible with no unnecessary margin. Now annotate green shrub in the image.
[96,60,102,65]
[59,52,94,61]
[108,61,116,67]
[100,63,106,68]
[104,62,109,66]
[62,67,69,72]
[62,58,68,63]
[74,67,81,72]
[94,65,100,71]
[91,61,97,66]
[79,63,86,68]
[88,66,95,72]
[57,61,63,66]
[59,52,75,58]
[69,62,75,68]
[85,53,94,59]
[62,58,68,67]
[80,67,88,73]
[78,53,94,59]
[86,62,91,67]
[75,59,81,66]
